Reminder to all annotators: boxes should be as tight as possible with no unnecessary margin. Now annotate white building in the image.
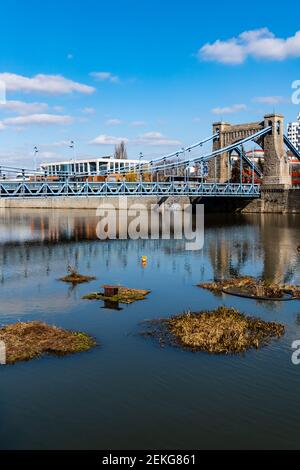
[287,113,300,150]
[40,156,141,177]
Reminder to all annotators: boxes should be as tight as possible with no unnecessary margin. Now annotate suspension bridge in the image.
[0,113,299,199]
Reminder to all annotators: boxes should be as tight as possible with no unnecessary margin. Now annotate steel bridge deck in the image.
[0,181,261,198]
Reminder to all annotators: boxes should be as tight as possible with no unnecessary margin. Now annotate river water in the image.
[0,208,300,449]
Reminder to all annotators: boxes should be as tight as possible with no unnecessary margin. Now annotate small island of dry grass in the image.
[199,276,255,293]
[198,277,299,300]
[141,306,285,354]
[0,321,96,364]
[83,286,150,304]
[60,265,96,284]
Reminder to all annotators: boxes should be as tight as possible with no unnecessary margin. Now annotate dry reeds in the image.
[199,277,256,293]
[141,306,284,354]
[0,321,96,364]
[199,277,299,300]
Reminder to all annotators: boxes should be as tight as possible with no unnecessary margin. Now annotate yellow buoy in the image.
[141,256,147,263]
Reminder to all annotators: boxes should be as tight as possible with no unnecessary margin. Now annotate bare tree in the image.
[114,141,128,160]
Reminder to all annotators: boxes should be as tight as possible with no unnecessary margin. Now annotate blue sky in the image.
[0,0,300,167]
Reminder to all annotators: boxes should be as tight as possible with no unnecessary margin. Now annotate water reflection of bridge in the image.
[207,214,300,284]
[0,210,299,286]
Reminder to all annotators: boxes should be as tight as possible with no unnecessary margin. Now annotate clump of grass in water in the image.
[83,287,150,304]
[60,265,96,284]
[199,277,257,293]
[199,277,299,299]
[141,306,284,354]
[0,321,96,364]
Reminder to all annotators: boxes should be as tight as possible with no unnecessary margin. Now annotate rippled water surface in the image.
[0,209,300,449]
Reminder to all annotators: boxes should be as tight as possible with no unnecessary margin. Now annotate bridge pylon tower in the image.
[208,113,291,188]
[262,113,290,187]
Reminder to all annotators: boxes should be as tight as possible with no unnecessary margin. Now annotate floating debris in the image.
[83,285,150,304]
[60,265,96,284]
[198,277,299,301]
[0,321,96,364]
[141,306,285,354]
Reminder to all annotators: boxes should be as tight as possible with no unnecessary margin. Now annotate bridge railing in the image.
[0,181,261,198]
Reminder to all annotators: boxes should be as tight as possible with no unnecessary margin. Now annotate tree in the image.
[114,141,128,160]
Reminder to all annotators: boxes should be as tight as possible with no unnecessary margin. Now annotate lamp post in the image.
[70,140,75,179]
[33,146,39,182]
[139,151,143,182]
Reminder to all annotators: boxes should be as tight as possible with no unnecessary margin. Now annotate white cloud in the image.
[136,132,181,146]
[53,105,65,113]
[0,149,30,164]
[0,73,95,95]
[81,107,96,114]
[90,71,120,83]
[200,39,246,64]
[253,96,285,105]
[1,113,74,127]
[130,120,146,127]
[89,131,180,147]
[38,151,61,160]
[106,118,122,125]
[0,100,48,115]
[211,104,247,115]
[89,134,129,145]
[198,28,300,64]
[39,140,71,148]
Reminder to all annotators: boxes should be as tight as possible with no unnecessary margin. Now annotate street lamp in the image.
[33,146,39,181]
[69,140,75,178]
[139,151,143,182]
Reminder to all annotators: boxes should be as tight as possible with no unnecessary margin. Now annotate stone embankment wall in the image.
[241,189,300,214]
[0,196,190,210]
[0,191,298,213]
